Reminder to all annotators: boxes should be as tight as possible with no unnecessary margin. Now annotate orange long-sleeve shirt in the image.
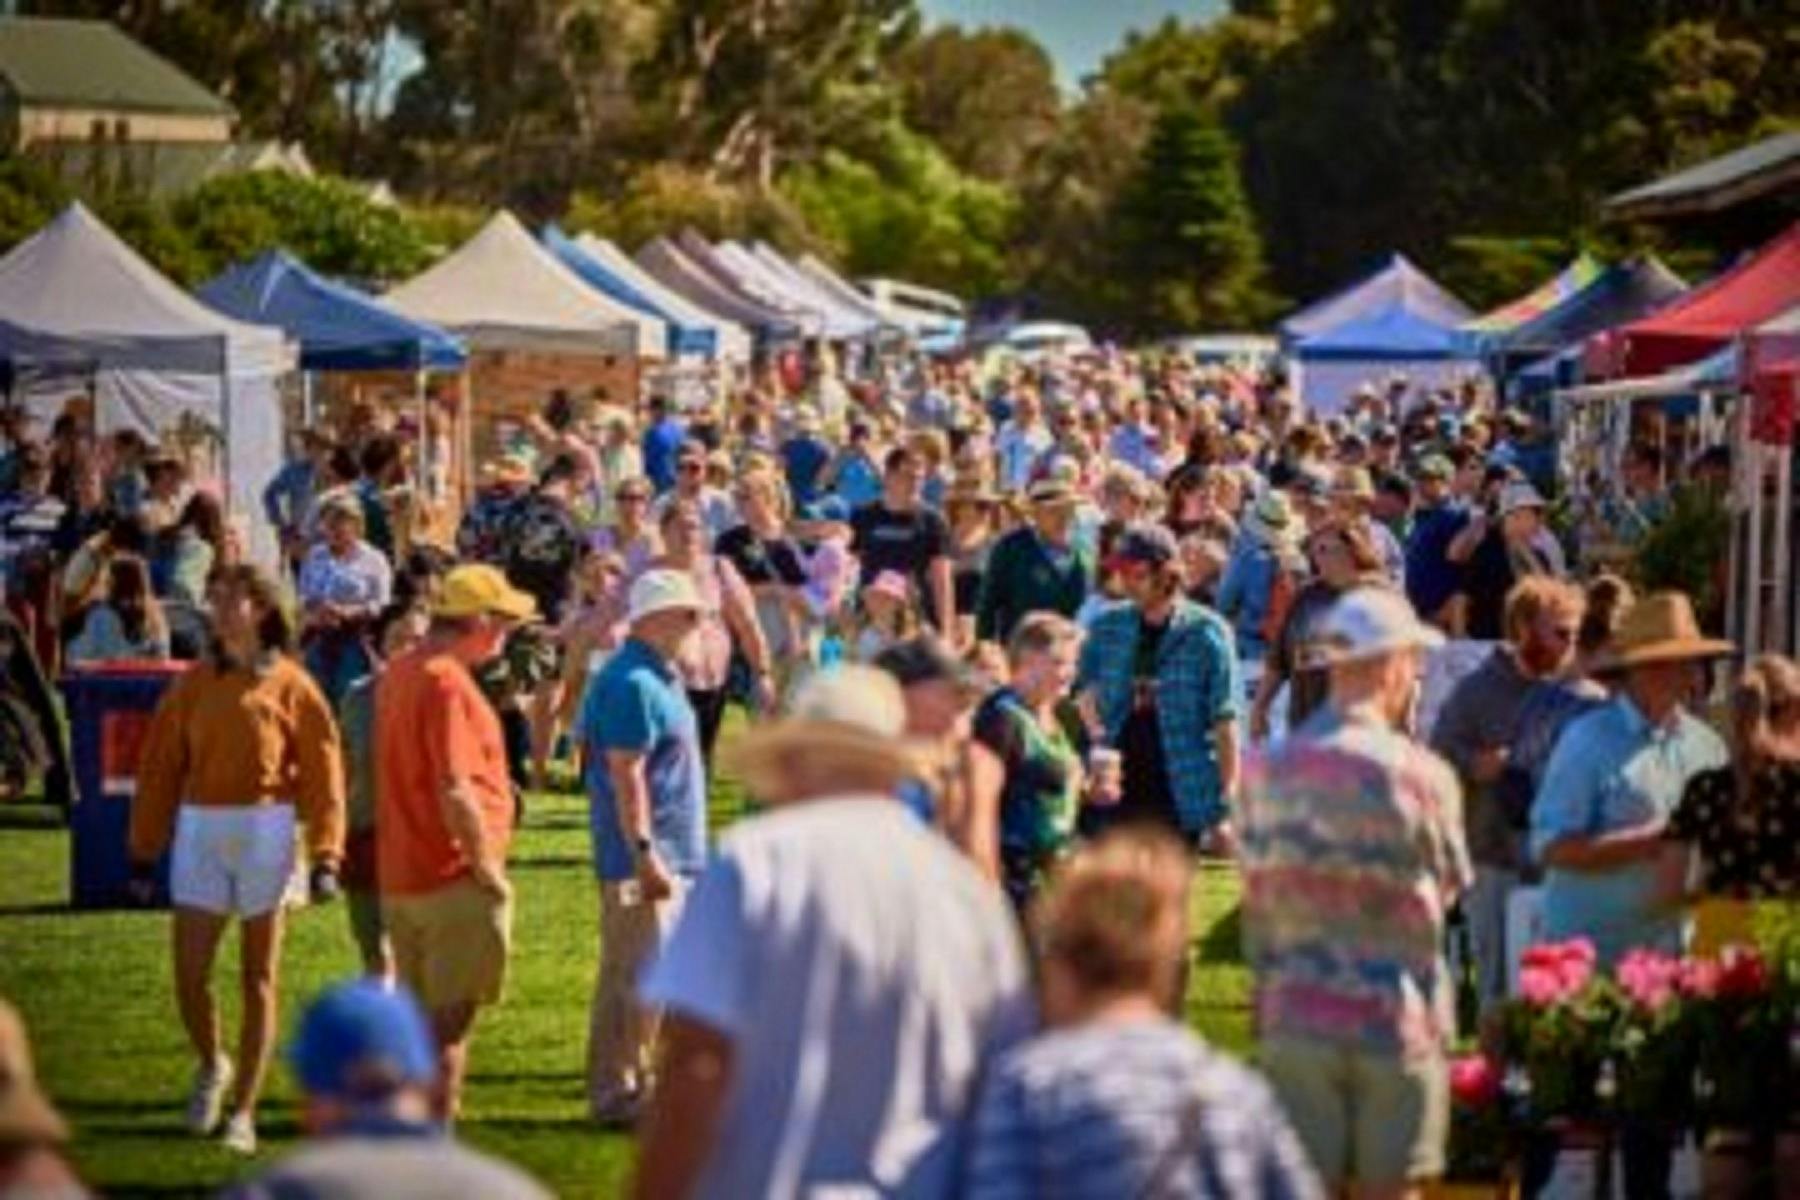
[129,655,346,866]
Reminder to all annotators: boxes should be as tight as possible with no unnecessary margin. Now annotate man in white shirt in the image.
[633,668,1032,1199]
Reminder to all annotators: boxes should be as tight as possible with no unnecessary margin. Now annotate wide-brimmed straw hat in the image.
[1599,592,1733,670]
[723,666,918,796]
[1244,492,1303,547]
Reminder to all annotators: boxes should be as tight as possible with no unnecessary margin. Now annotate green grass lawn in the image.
[0,741,1249,1198]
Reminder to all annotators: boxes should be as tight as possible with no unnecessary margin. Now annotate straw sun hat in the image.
[1599,592,1733,671]
[722,666,919,798]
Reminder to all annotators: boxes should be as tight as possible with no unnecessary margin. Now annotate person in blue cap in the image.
[224,980,549,1199]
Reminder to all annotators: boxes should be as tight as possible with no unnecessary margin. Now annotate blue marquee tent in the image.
[542,226,716,358]
[198,249,465,372]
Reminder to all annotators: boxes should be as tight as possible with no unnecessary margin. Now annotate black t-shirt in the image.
[851,502,950,609]
[1464,528,1557,641]
[715,525,807,587]
[1111,617,1181,834]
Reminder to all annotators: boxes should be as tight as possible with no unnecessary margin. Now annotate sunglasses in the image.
[616,492,649,503]
[679,460,704,473]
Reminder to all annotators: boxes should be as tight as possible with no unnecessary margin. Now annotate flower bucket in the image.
[1700,1128,1757,1200]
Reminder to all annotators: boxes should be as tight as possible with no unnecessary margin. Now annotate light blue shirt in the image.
[1530,695,1726,965]
[582,638,708,881]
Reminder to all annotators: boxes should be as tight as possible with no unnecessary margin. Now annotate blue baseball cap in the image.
[290,981,436,1101]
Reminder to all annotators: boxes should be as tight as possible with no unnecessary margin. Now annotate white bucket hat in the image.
[627,569,703,625]
[1315,586,1445,665]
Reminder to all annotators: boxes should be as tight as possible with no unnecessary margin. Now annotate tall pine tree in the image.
[1114,102,1277,334]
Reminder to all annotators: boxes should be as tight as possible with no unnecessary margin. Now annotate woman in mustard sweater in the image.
[129,564,345,1156]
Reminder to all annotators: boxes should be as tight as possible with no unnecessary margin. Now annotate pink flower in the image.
[1618,949,1682,1012]
[1679,957,1721,999]
[1520,965,1564,1008]
[1450,1054,1502,1108]
[1559,939,1598,967]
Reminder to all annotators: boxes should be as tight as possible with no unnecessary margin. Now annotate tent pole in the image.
[414,369,429,497]
[1775,439,1793,655]
[301,371,315,429]
[221,369,235,518]
[1748,441,1766,655]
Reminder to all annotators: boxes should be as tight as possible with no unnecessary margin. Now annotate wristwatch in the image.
[633,835,653,856]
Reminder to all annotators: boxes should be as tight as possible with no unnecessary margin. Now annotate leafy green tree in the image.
[1113,104,1275,333]
[0,155,72,255]
[94,195,206,284]
[172,172,433,284]
[569,163,814,251]
[782,122,1017,296]
[892,25,1061,186]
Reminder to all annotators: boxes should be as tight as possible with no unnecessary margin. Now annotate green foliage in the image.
[92,195,206,285]
[1113,104,1277,334]
[0,155,71,255]
[1630,484,1732,618]
[568,164,813,253]
[1439,235,1577,312]
[893,26,1061,185]
[172,172,434,284]
[782,122,1018,297]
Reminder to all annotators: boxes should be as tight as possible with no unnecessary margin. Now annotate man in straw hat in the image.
[1530,590,1730,967]
[579,569,708,1126]
[633,666,1031,1198]
[975,476,1093,644]
[1241,586,1471,1196]
[0,1000,83,1196]
[375,564,538,1123]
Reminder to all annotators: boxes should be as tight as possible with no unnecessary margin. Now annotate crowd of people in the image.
[0,346,1794,1198]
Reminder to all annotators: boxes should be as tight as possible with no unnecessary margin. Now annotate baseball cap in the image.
[1316,587,1445,664]
[799,496,850,524]
[290,981,436,1102]
[1107,522,1179,570]
[1497,480,1547,517]
[433,564,538,622]
[627,568,704,624]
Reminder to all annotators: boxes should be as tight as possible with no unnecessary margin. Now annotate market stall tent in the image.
[384,211,655,356]
[1459,255,1605,353]
[1293,300,1478,413]
[0,202,289,567]
[199,249,466,372]
[1612,222,1800,376]
[740,241,881,339]
[575,233,752,361]
[637,236,801,343]
[675,230,821,336]
[1280,253,1472,347]
[779,248,892,330]
[540,226,715,359]
[1500,258,1688,365]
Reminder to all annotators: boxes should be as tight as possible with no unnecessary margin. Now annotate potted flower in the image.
[1500,939,1618,1196]
[1439,1052,1513,1197]
[1610,949,1698,1197]
[1688,945,1788,1198]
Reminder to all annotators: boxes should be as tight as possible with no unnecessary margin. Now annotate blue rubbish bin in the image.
[60,662,189,909]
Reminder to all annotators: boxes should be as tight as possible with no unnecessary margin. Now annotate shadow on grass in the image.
[508,854,591,872]
[0,806,64,829]
[1197,900,1243,967]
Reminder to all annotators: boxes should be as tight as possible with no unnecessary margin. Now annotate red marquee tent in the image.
[1613,222,1800,377]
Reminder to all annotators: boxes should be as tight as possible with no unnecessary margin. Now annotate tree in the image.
[172,172,434,284]
[0,156,71,255]
[642,0,917,189]
[1112,104,1275,334]
[892,25,1060,186]
[568,163,815,251]
[782,122,1018,296]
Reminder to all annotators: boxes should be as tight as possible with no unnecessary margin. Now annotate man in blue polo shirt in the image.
[641,395,687,494]
[1404,454,1469,631]
[580,569,707,1126]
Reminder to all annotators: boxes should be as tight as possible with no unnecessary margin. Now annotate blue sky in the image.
[916,1,1225,85]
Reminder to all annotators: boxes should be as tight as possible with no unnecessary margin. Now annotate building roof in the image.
[1607,131,1800,220]
[0,17,232,118]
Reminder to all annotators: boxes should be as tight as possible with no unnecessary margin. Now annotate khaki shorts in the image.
[1259,1036,1448,1187]
[384,875,513,1011]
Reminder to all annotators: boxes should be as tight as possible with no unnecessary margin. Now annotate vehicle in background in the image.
[860,277,966,352]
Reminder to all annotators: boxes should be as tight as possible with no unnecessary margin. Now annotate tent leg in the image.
[414,370,429,497]
[301,371,315,428]
[221,370,235,519]
[1779,442,1795,656]
[1748,442,1766,655]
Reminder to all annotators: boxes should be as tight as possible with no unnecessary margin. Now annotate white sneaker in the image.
[184,1055,233,1136]
[220,1111,257,1156]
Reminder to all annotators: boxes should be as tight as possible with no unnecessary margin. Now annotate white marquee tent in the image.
[385,212,659,357]
[0,202,290,567]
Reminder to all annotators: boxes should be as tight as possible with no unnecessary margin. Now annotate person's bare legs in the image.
[226,909,283,1121]
[430,1002,479,1124]
[172,908,229,1065]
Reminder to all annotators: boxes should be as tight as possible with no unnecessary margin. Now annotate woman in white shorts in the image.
[129,564,345,1156]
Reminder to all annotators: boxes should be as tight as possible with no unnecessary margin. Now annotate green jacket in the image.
[975,526,1093,643]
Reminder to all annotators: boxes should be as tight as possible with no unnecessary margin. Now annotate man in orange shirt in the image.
[375,564,536,1121]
